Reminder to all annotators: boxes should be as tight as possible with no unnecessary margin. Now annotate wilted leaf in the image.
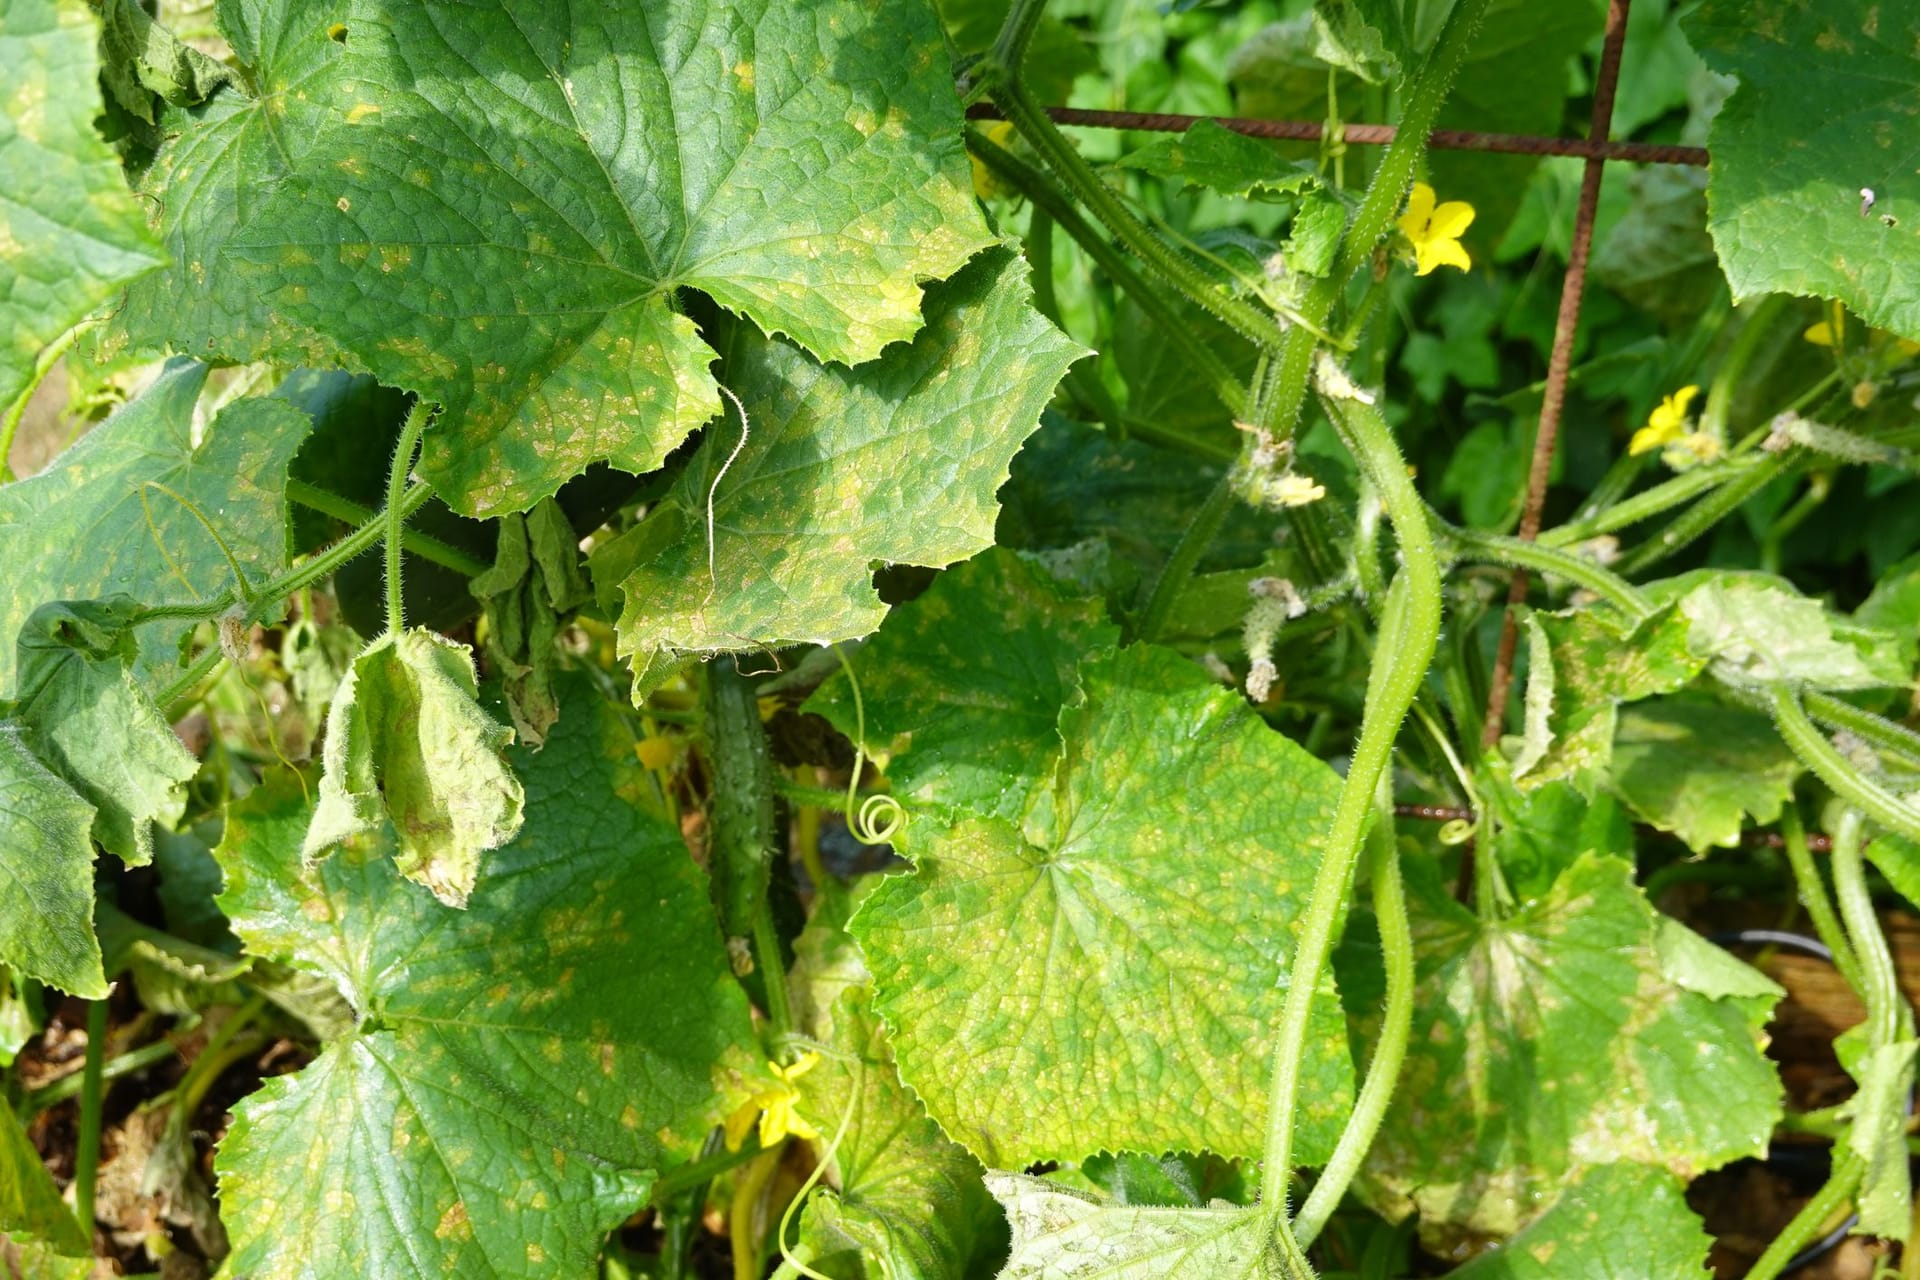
[213,684,759,1279]
[303,628,523,906]
[1514,605,1703,793]
[468,500,590,746]
[854,645,1352,1167]
[1845,1037,1918,1239]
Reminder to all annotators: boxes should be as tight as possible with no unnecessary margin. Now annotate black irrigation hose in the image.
[1707,929,1864,1274]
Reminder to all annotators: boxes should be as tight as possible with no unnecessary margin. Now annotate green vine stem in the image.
[1780,806,1863,992]
[1743,1153,1865,1280]
[1443,524,1652,621]
[1804,691,1920,772]
[1260,388,1441,1216]
[1537,455,1765,549]
[1259,0,1494,445]
[285,479,488,576]
[1134,470,1237,644]
[966,128,1248,418]
[1832,809,1908,1048]
[152,481,437,710]
[1615,453,1789,576]
[73,997,108,1239]
[1772,685,1920,844]
[384,401,433,636]
[985,78,1289,358]
[1294,779,1414,1245]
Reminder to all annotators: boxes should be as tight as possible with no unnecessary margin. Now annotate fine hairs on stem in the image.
[384,400,434,636]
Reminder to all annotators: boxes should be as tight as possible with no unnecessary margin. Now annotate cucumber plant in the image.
[4,0,1920,1277]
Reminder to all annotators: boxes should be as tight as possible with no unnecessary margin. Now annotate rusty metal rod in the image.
[964,102,1709,167]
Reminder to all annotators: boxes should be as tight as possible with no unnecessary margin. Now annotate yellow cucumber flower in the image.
[723,1052,821,1152]
[1397,182,1474,276]
[1629,385,1700,456]
[1804,301,1845,347]
[635,735,674,770]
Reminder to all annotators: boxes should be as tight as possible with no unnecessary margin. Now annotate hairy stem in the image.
[1260,392,1441,1214]
[384,401,433,636]
[1772,685,1920,844]
[1444,525,1651,621]
[1832,809,1908,1048]
[1615,452,1788,576]
[1262,0,1495,443]
[1295,782,1414,1244]
[1538,456,1764,549]
[152,482,438,709]
[286,479,488,576]
[1780,806,1863,992]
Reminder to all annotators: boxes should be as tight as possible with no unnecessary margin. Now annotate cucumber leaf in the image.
[213,684,759,1279]
[9,599,197,867]
[120,0,994,516]
[1361,855,1781,1252]
[1690,0,1920,339]
[804,548,1118,823]
[791,886,1005,1280]
[303,628,524,908]
[854,644,1352,1167]
[0,360,311,694]
[1448,1163,1712,1280]
[607,248,1082,695]
[0,0,164,414]
[0,723,102,997]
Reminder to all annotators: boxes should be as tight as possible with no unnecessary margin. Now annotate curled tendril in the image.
[832,646,907,846]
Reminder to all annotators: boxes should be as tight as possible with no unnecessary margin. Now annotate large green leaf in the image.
[303,628,524,908]
[986,1172,1309,1280]
[212,684,759,1280]
[0,359,311,694]
[853,644,1352,1167]
[804,548,1118,823]
[1448,1163,1712,1280]
[1,1099,87,1256]
[606,248,1083,694]
[792,887,1005,1280]
[1690,0,1920,339]
[121,0,994,516]
[1361,855,1781,1251]
[0,722,101,997]
[1609,698,1803,851]
[0,0,164,414]
[9,599,197,866]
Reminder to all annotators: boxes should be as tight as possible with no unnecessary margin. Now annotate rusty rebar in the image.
[1480,0,1636,756]
[964,103,1709,167]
